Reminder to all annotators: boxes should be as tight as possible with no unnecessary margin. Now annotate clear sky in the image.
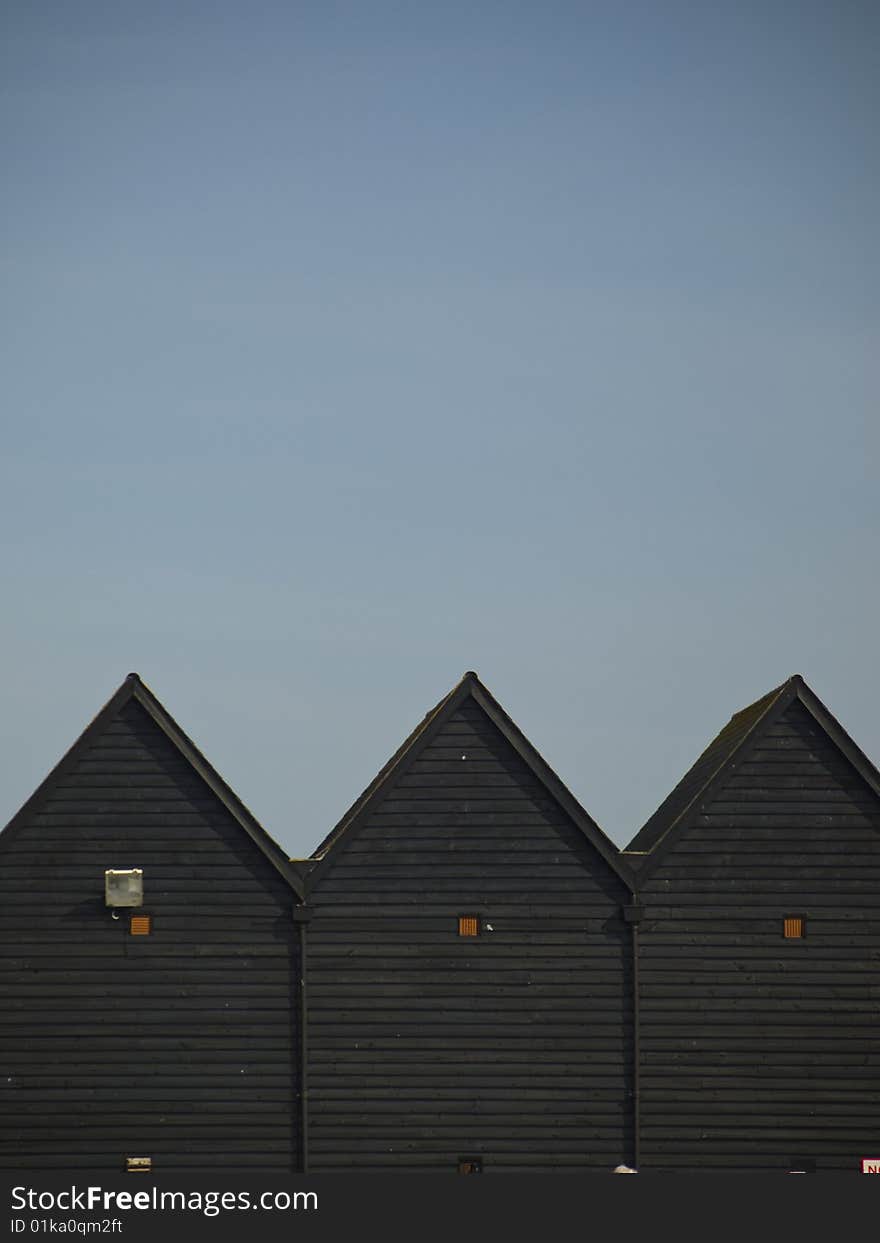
[2,1,877,858]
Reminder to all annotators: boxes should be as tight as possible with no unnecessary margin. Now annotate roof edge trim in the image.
[467,680,635,890]
[129,677,304,899]
[792,677,880,803]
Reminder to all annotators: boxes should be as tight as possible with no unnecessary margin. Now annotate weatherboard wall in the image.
[306,696,633,1172]
[0,697,301,1173]
[634,697,880,1172]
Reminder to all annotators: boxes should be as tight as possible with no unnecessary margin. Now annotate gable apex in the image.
[0,673,304,900]
[623,673,880,877]
[308,671,634,891]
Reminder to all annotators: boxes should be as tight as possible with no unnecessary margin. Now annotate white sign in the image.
[861,1158,880,1173]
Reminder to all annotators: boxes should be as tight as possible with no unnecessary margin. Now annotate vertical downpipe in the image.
[632,919,641,1170]
[293,906,312,1173]
[623,901,643,1170]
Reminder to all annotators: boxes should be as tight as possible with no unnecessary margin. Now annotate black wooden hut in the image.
[624,674,880,1172]
[299,672,637,1172]
[0,674,304,1173]
[5,667,877,1174]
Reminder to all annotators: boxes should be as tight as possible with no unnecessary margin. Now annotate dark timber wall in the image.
[0,694,301,1173]
[634,696,880,1172]
[306,691,633,1172]
[4,670,878,1174]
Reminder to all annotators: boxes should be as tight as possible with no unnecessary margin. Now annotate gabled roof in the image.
[307,671,635,892]
[623,673,880,878]
[0,673,304,901]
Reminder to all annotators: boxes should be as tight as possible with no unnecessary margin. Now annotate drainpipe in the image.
[293,905,313,1173]
[623,902,643,1170]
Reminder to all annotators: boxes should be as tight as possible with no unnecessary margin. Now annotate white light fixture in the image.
[105,869,143,908]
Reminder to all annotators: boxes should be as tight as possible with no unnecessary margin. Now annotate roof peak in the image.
[626,672,880,875]
[308,672,634,891]
[1,673,304,900]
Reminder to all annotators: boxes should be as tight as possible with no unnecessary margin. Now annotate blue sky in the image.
[2,1,877,856]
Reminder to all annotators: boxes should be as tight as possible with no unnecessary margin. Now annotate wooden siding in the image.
[0,699,301,1173]
[637,699,880,1172]
[307,698,633,1172]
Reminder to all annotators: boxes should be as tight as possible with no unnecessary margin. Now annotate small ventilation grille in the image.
[458,915,480,937]
[125,1156,152,1173]
[784,916,805,939]
[129,915,152,936]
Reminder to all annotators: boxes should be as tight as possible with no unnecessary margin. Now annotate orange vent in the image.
[784,916,804,939]
[130,915,152,936]
[458,915,479,937]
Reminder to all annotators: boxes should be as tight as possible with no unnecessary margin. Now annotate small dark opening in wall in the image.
[458,1158,482,1174]
[788,1156,816,1174]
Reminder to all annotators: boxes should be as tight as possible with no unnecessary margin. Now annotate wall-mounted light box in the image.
[105,869,143,908]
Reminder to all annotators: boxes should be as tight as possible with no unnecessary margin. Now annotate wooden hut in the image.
[6,666,876,1174]
[0,674,304,1173]
[300,672,636,1172]
[624,674,880,1172]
